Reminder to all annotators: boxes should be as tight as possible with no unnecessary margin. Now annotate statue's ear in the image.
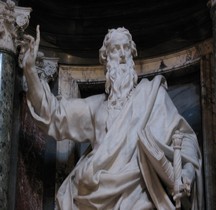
[131,41,138,57]
[99,49,107,65]
[132,48,138,58]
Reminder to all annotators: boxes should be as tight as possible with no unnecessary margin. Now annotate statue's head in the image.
[99,27,137,66]
[100,28,138,105]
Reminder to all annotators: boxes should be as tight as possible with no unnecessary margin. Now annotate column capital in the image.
[22,51,59,91]
[0,0,32,53]
[37,53,59,82]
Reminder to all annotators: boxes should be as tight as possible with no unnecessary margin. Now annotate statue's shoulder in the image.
[85,93,106,103]
[84,93,106,111]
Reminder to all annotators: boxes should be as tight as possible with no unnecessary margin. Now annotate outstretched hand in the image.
[19,25,40,71]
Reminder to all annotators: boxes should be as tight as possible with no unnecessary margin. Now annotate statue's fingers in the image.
[173,130,184,138]
[36,25,40,45]
[23,35,35,55]
[175,130,180,134]
[173,192,183,201]
[18,40,26,46]
[172,134,183,140]
[23,34,35,44]
[19,42,27,53]
[34,25,40,57]
[22,48,30,66]
[183,176,192,185]
[174,130,183,137]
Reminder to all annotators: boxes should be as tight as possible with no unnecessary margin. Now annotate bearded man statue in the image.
[20,25,203,210]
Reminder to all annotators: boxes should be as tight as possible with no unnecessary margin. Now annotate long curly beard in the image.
[105,57,138,109]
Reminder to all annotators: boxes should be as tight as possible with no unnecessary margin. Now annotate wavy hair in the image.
[99,27,137,66]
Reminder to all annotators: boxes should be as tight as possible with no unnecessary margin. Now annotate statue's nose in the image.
[120,46,125,58]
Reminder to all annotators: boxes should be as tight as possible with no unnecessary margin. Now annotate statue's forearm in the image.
[25,65,45,113]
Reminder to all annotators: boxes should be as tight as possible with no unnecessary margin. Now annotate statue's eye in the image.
[110,46,118,53]
[124,45,129,50]
[115,45,120,51]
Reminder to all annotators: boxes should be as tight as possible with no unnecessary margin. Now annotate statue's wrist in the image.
[182,163,195,181]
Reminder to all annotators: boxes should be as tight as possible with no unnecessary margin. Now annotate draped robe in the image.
[27,75,203,210]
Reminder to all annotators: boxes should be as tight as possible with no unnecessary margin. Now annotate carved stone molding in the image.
[59,38,213,83]
[0,0,31,53]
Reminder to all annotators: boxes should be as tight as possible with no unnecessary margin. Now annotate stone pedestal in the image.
[0,1,31,209]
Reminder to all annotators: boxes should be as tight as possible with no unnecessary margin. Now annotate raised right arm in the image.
[20,25,43,113]
[19,26,95,143]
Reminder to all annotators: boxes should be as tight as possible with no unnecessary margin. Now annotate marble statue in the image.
[20,25,203,210]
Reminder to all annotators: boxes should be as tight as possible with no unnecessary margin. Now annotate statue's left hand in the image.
[173,163,195,202]
[181,162,195,196]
